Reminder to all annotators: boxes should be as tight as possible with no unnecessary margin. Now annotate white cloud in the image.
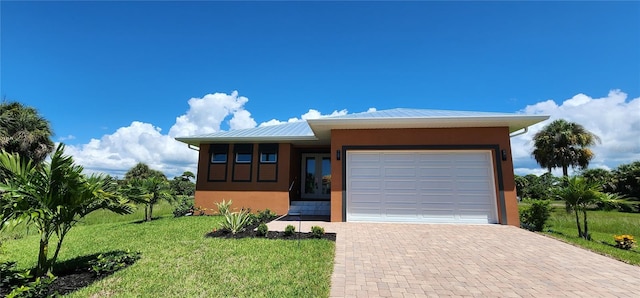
[259,108,348,127]
[511,89,640,176]
[68,91,257,178]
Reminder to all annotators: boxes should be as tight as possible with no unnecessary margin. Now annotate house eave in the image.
[174,135,319,147]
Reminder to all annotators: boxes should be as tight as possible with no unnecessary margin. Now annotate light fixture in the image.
[336,150,341,161]
[501,149,507,161]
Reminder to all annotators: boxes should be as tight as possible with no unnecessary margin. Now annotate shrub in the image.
[613,235,635,250]
[256,223,268,237]
[219,209,253,234]
[519,199,552,232]
[6,272,55,298]
[173,196,195,217]
[215,199,232,215]
[89,251,142,276]
[284,225,296,236]
[0,261,31,292]
[257,209,277,222]
[310,226,325,238]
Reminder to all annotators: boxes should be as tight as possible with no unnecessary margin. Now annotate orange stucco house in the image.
[176,108,548,226]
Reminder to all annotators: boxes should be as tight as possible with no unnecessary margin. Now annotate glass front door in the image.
[301,153,331,199]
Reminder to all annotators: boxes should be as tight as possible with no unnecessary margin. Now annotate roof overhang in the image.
[306,115,550,142]
[174,135,318,147]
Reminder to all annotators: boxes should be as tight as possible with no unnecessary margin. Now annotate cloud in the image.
[259,108,348,127]
[511,89,640,176]
[68,91,257,178]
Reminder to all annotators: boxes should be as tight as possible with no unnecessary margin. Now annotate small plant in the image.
[173,196,195,217]
[613,234,635,250]
[0,261,31,292]
[257,209,277,222]
[310,226,325,238]
[215,199,232,215]
[6,272,56,298]
[519,199,552,232]
[219,209,253,234]
[256,223,268,237]
[89,251,141,276]
[284,225,296,236]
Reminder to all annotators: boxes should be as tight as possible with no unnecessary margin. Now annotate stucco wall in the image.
[194,143,292,215]
[330,127,519,226]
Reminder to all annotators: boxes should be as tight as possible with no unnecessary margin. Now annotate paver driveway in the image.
[268,220,640,297]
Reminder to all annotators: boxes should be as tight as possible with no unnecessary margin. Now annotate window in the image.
[235,153,252,163]
[210,144,229,164]
[211,153,227,163]
[260,152,277,163]
[259,143,278,164]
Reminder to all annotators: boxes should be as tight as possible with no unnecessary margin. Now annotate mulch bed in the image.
[205,220,336,241]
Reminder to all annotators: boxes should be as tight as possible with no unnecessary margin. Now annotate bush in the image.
[257,209,277,222]
[1,261,31,291]
[219,209,253,234]
[310,226,325,238]
[173,196,194,217]
[519,199,552,232]
[256,223,268,237]
[284,225,296,236]
[6,273,55,298]
[89,251,141,276]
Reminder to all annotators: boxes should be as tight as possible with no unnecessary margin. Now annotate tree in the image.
[581,168,616,193]
[532,119,600,176]
[612,161,640,200]
[124,176,173,222]
[554,176,603,240]
[515,173,557,200]
[169,171,195,196]
[0,144,133,276]
[0,101,54,164]
[124,162,166,181]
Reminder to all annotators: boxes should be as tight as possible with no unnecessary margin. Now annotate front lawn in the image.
[540,205,640,265]
[0,215,335,297]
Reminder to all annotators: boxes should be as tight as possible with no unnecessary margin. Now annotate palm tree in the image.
[0,144,133,276]
[532,119,600,177]
[0,101,54,164]
[124,176,173,222]
[554,176,603,240]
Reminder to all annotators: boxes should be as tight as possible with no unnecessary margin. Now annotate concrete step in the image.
[289,201,330,216]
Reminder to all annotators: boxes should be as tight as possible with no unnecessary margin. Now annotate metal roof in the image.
[175,108,549,146]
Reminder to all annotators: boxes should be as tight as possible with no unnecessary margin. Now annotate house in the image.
[175,108,548,226]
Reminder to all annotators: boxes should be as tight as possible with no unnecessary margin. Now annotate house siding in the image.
[330,127,519,226]
[194,143,292,215]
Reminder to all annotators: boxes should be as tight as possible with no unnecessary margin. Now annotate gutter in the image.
[509,126,528,138]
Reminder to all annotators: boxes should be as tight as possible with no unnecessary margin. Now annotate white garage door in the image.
[346,150,498,224]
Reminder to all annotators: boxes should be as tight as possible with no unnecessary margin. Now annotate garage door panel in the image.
[347,150,498,224]
[350,180,381,191]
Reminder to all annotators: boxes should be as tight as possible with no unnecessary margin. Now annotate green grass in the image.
[535,203,640,265]
[1,212,335,297]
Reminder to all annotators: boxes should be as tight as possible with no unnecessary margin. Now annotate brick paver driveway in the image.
[268,221,640,297]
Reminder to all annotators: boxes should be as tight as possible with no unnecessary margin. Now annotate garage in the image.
[346,150,499,224]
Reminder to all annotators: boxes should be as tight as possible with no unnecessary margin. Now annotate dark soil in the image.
[205,220,336,241]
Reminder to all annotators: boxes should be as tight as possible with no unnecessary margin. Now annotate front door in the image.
[301,153,331,199]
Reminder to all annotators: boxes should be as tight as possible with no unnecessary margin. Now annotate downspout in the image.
[509,126,528,138]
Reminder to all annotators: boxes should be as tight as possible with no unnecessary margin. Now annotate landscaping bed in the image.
[205,220,336,241]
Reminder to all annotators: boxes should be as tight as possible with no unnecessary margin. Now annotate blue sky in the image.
[1,1,639,178]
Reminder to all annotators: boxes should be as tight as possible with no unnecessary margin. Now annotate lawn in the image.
[533,203,640,265]
[0,205,336,297]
